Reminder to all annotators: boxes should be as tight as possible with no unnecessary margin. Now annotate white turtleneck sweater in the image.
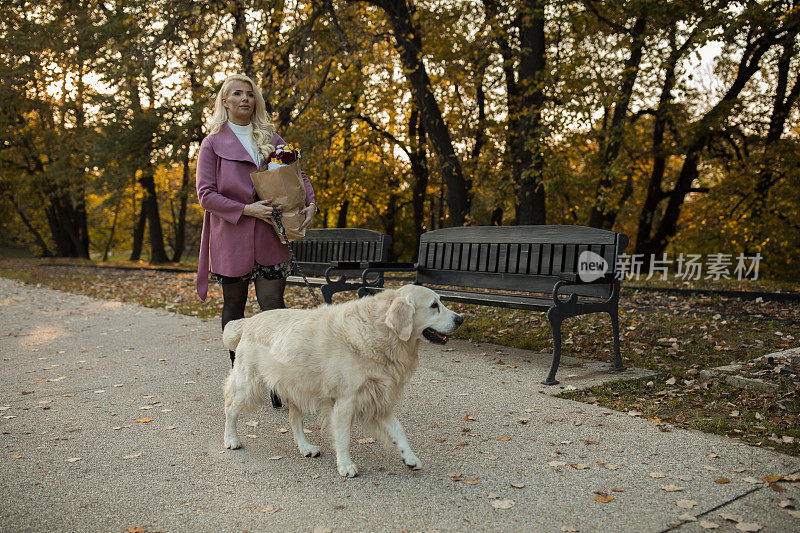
[227,120,262,167]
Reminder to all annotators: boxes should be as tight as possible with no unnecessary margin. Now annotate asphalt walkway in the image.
[1,277,797,532]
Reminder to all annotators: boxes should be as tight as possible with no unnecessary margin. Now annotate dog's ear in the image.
[385,294,415,341]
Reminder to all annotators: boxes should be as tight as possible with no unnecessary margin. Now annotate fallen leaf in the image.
[561,527,579,532]
[491,498,515,509]
[764,475,783,483]
[788,510,800,518]
[719,513,742,522]
[665,377,676,385]
[676,500,698,509]
[510,482,525,489]
[125,528,146,533]
[593,492,613,503]
[699,521,719,529]
[165,426,177,430]
[465,414,476,422]
[604,464,620,470]
[313,528,332,533]
[650,472,666,478]
[779,500,795,509]
[518,418,530,424]
[770,483,786,492]
[463,478,479,485]
[715,478,730,484]
[678,513,697,522]
[123,453,142,459]
[11,454,22,459]
[497,436,511,441]
[549,461,567,467]
[571,463,589,470]
[611,487,624,492]
[487,492,500,499]
[66,457,81,463]
[135,418,151,423]
[245,434,258,439]
[245,421,259,427]
[661,484,684,492]
[260,506,279,514]
[734,523,761,532]
[268,456,282,460]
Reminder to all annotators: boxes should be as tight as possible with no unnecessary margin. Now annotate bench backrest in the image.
[416,225,629,299]
[290,228,391,277]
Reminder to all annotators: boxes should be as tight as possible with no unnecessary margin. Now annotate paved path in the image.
[1,277,798,532]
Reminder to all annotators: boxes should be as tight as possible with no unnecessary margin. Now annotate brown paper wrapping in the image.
[250,161,307,241]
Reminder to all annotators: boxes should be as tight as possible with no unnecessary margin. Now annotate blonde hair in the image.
[208,74,276,159]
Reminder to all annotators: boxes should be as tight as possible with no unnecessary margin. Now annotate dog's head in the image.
[384,285,464,343]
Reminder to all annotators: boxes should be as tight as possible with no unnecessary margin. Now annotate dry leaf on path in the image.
[245,421,258,427]
[788,510,800,518]
[135,418,152,423]
[561,526,579,532]
[66,457,81,463]
[490,499,515,510]
[734,523,761,532]
[549,461,567,467]
[715,478,730,484]
[594,492,613,503]
[123,453,142,459]
[510,482,525,488]
[313,527,333,533]
[679,475,693,481]
[650,472,666,478]
[605,464,620,470]
[487,492,500,500]
[699,521,719,529]
[571,463,589,470]
[260,506,279,514]
[719,513,742,522]
[268,456,282,460]
[661,485,684,492]
[676,500,698,509]
[497,436,511,441]
[678,513,697,522]
[770,483,786,492]
[764,475,782,483]
[463,478,479,485]
[779,500,795,509]
[125,528,146,533]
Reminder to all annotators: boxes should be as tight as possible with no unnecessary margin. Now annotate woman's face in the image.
[223,80,255,125]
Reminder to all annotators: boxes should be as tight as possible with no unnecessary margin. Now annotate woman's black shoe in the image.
[270,390,282,409]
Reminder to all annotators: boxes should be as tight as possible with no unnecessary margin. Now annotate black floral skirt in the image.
[210,261,291,285]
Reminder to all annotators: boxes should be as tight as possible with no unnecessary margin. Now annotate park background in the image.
[1,0,799,281]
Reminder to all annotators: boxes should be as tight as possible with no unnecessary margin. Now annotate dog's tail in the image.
[222,318,246,352]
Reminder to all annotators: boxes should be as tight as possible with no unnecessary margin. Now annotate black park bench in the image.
[349,225,629,385]
[288,228,391,304]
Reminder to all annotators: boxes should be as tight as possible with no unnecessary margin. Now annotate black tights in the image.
[221,276,287,366]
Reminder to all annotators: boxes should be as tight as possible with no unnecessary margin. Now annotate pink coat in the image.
[195,123,315,300]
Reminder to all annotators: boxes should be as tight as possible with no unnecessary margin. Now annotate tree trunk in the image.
[364,0,471,226]
[512,0,547,225]
[409,106,428,259]
[636,23,789,258]
[171,148,190,263]
[588,13,647,230]
[130,198,146,261]
[230,0,255,78]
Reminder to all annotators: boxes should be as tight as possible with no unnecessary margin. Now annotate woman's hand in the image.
[242,199,276,222]
[299,204,316,231]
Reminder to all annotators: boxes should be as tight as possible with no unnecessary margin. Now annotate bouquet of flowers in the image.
[266,144,301,170]
[251,143,307,241]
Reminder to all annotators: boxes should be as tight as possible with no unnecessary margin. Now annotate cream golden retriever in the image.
[222,284,463,477]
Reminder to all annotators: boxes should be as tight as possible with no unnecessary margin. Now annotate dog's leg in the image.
[382,415,422,470]
[331,397,358,477]
[223,370,246,450]
[289,405,320,457]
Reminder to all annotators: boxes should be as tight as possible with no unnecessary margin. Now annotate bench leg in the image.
[609,310,625,372]
[542,307,562,386]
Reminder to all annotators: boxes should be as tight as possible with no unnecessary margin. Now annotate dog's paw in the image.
[224,434,242,450]
[299,443,320,457]
[402,452,422,470]
[337,461,359,478]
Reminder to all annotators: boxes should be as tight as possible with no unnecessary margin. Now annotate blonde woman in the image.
[196,74,317,380]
